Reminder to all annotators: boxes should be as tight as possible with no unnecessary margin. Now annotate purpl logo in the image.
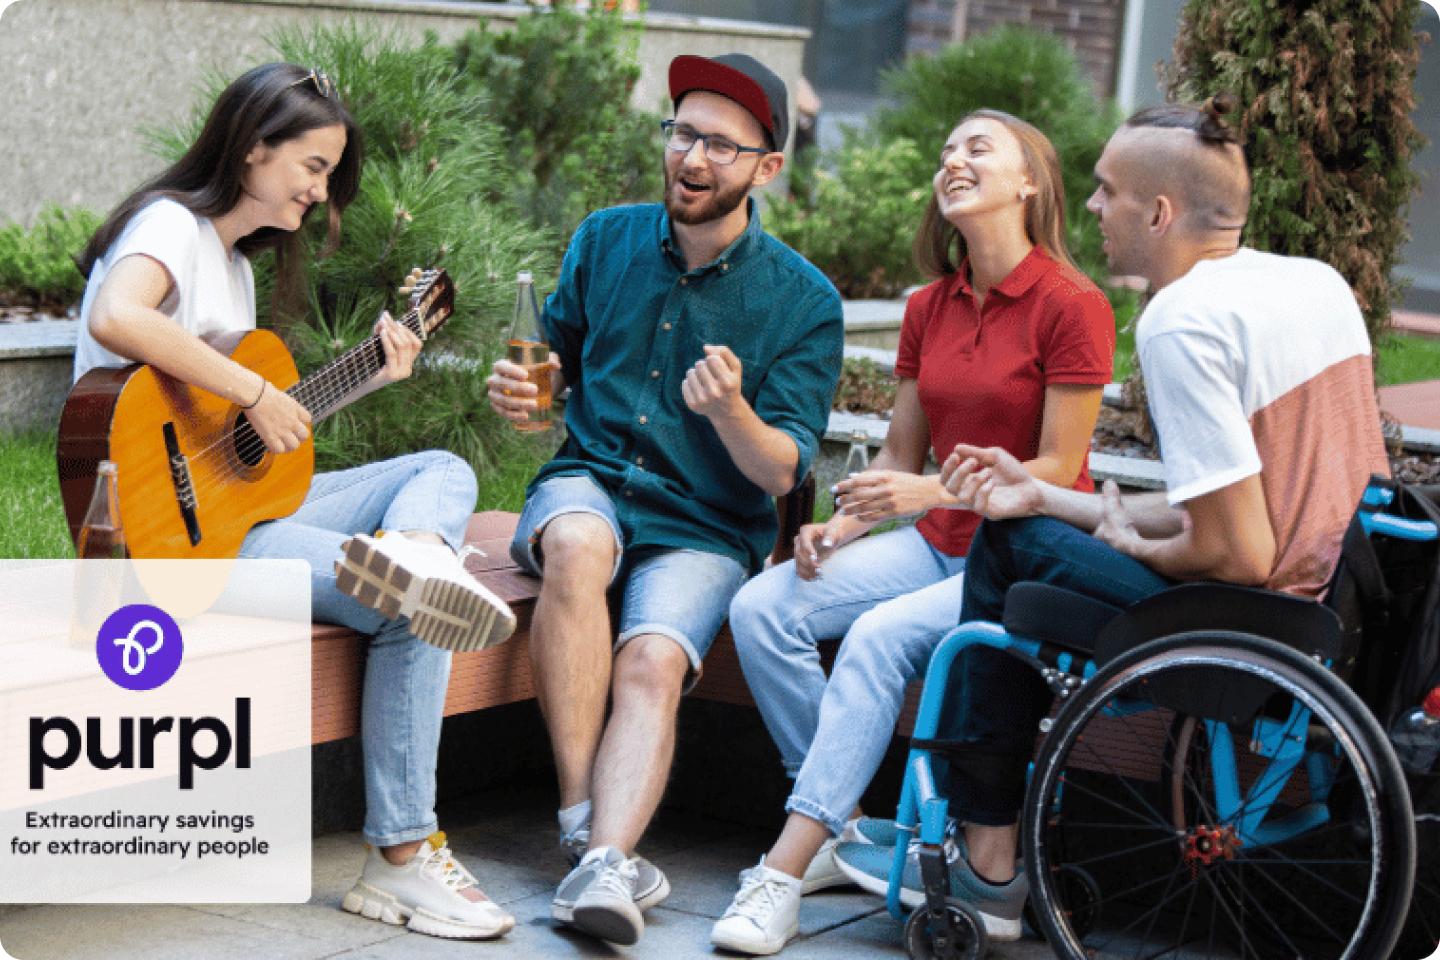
[95,604,183,691]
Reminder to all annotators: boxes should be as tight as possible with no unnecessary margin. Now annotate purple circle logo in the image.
[95,604,183,691]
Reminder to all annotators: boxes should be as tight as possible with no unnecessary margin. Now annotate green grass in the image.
[0,431,73,559]
[1113,331,1439,387]
[1377,333,1440,387]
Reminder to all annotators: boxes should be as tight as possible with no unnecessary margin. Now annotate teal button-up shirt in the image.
[532,200,844,573]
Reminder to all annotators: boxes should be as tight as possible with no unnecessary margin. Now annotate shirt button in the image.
[650,370,660,379]
[680,277,689,286]
[624,490,634,498]
[636,455,645,466]
[638,415,648,425]
[661,322,672,331]
[721,263,729,272]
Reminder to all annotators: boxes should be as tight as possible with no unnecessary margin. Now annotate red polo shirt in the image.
[895,246,1115,556]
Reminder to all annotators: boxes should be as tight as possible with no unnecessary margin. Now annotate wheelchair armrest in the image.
[1002,582,1125,655]
[1095,582,1343,666]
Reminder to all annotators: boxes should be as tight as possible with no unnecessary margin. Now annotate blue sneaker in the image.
[833,838,1027,942]
[852,817,901,847]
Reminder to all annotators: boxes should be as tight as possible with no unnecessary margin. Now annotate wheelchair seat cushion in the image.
[1002,581,1125,654]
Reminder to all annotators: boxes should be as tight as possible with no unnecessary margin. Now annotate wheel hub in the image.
[1182,823,1242,877]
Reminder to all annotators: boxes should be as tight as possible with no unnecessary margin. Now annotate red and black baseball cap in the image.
[668,53,789,153]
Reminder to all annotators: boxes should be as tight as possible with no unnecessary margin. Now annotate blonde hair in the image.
[913,108,1078,277]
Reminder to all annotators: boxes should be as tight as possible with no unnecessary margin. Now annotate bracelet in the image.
[241,378,266,409]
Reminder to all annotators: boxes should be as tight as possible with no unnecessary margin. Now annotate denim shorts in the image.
[510,473,748,687]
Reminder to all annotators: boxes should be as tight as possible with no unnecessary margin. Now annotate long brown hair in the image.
[78,63,362,299]
[912,108,1076,278]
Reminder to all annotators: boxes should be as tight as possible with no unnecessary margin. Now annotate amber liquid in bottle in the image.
[507,340,553,432]
[78,460,126,559]
[507,271,553,432]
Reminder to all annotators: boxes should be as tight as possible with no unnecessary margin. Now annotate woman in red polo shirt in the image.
[713,109,1114,955]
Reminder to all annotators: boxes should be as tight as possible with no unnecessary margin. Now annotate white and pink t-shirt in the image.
[1138,248,1389,597]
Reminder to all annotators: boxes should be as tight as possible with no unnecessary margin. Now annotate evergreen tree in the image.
[1167,0,1425,343]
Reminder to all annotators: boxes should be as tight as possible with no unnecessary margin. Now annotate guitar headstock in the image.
[398,267,455,340]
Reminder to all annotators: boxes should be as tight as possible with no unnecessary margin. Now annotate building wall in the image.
[906,0,1126,96]
[0,0,807,225]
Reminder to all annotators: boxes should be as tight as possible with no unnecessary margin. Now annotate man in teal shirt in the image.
[488,53,843,947]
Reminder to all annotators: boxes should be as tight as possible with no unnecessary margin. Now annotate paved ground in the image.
[0,787,1056,960]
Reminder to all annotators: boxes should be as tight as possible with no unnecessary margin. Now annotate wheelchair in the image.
[889,482,1438,960]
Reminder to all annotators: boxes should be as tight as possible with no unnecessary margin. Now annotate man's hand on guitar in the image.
[246,375,313,453]
[376,311,422,384]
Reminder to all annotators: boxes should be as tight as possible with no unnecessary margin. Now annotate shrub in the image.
[1167,0,1425,344]
[152,23,560,478]
[767,133,929,298]
[832,356,898,415]
[873,26,1118,282]
[0,205,100,307]
[453,2,662,241]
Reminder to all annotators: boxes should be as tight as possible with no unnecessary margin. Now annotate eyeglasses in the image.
[660,120,769,166]
[289,68,333,99]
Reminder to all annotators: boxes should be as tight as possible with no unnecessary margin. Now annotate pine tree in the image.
[1167,0,1425,343]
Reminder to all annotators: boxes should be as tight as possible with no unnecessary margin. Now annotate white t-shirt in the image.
[73,198,255,382]
[1137,247,1388,595]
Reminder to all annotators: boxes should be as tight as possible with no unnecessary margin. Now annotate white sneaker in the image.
[554,846,644,945]
[341,832,514,940]
[711,859,803,956]
[560,827,671,911]
[799,819,863,894]
[336,532,516,653]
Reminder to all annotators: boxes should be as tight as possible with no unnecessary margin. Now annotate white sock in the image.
[558,799,592,838]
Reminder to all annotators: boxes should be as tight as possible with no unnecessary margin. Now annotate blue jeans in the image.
[943,516,1172,825]
[239,450,477,847]
[728,525,967,836]
[510,473,748,687]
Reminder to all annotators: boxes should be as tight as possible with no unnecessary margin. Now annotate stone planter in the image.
[0,320,77,433]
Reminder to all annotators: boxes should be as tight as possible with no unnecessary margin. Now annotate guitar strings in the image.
[180,301,436,503]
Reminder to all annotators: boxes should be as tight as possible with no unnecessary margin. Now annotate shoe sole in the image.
[711,922,798,956]
[341,881,514,940]
[335,537,516,653]
[570,898,643,946]
[834,855,1022,942]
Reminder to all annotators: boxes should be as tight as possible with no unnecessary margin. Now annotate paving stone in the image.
[0,904,333,960]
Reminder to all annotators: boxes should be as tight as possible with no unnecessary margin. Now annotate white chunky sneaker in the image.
[554,846,644,945]
[341,832,514,940]
[336,532,516,653]
[711,859,803,956]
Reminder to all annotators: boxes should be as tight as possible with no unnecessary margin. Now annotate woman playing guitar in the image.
[71,62,516,939]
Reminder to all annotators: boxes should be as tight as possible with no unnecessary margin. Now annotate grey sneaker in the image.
[553,846,644,945]
[560,827,670,912]
[833,838,1027,942]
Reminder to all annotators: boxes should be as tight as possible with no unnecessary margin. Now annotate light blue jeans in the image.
[239,450,477,847]
[728,524,966,836]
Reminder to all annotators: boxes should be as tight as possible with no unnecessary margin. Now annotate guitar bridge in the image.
[162,421,202,546]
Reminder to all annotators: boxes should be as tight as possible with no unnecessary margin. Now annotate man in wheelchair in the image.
[901,94,1392,945]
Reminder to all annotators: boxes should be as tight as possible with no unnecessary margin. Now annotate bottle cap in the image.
[1423,686,1440,718]
[516,271,533,284]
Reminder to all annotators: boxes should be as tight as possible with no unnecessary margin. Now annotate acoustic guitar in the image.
[56,268,455,560]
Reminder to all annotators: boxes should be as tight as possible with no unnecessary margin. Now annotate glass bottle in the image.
[1390,686,1440,775]
[506,271,553,432]
[834,429,871,512]
[77,460,125,559]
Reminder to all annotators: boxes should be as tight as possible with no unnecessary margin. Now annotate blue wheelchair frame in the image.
[886,482,1439,926]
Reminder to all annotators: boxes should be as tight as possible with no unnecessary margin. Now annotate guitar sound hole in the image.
[232,414,267,468]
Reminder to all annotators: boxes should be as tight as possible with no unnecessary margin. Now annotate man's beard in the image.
[664,167,751,225]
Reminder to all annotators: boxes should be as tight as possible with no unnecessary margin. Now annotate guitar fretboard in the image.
[287,309,427,422]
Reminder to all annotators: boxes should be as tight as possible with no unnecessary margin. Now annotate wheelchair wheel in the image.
[1024,632,1415,960]
[1022,864,1100,940]
[903,900,986,960]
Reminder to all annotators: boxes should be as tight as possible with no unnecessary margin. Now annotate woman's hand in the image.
[245,376,312,453]
[1093,480,1143,557]
[376,311,422,384]
[939,444,1045,520]
[833,470,951,523]
[793,512,866,580]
